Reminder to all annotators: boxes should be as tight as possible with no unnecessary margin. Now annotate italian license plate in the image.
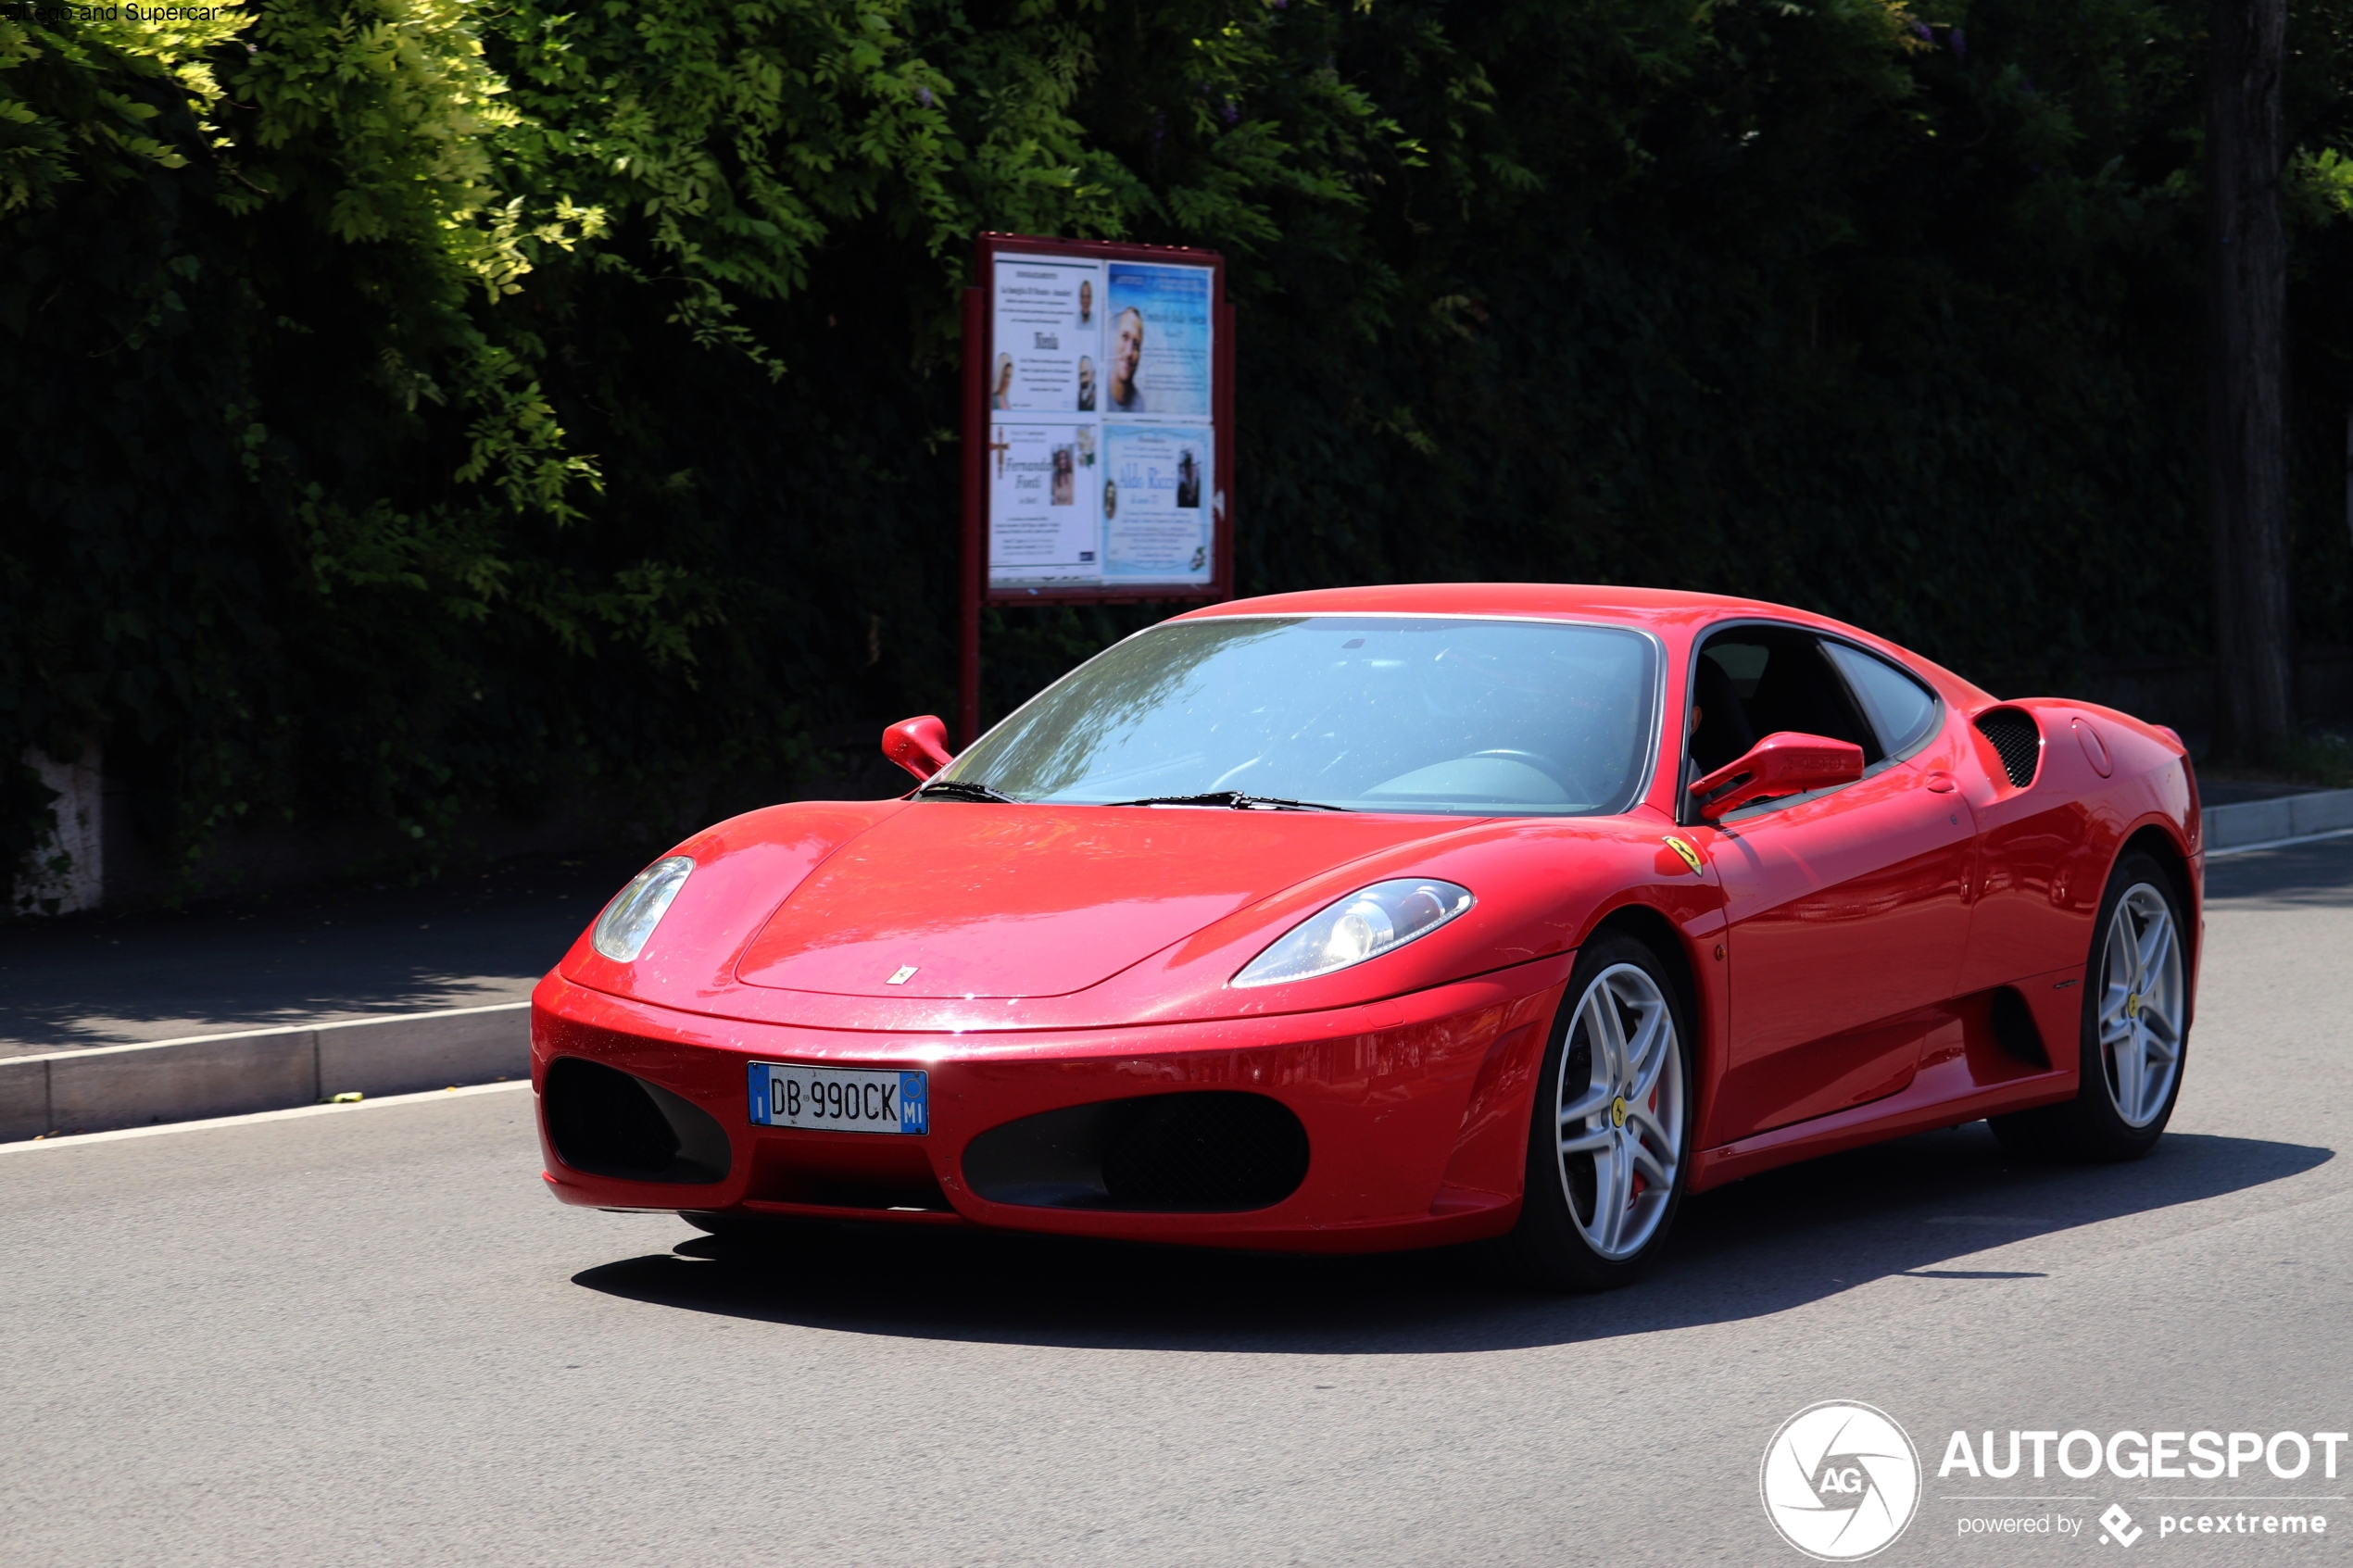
[747,1062,928,1135]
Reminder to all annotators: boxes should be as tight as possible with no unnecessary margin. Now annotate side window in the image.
[1821,642,1941,759]
[1686,627,1881,792]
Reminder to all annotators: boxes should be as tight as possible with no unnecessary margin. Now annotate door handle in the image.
[1924,771,1957,793]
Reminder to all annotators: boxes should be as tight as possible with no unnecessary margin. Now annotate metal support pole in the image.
[958,285,985,750]
[1214,302,1237,599]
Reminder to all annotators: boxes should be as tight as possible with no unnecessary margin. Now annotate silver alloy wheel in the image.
[1555,962,1685,1261]
[2097,883,2185,1127]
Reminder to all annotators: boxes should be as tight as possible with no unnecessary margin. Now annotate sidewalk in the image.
[0,850,642,1057]
[0,852,645,1140]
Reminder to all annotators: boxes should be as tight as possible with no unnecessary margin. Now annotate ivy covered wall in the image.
[5,0,2352,895]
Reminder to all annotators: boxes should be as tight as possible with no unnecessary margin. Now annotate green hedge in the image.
[5,0,2352,888]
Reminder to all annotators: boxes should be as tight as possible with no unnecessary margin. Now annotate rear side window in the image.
[1823,643,1940,758]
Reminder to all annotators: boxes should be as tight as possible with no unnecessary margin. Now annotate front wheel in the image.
[1507,934,1694,1291]
[1990,849,2188,1161]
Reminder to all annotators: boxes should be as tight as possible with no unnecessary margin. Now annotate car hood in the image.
[733,803,1453,998]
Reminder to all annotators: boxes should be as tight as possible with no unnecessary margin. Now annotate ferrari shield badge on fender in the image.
[1663,835,1705,875]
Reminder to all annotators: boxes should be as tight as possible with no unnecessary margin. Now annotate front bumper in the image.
[530,956,1573,1253]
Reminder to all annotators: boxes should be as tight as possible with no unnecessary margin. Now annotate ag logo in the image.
[1760,1401,1921,1561]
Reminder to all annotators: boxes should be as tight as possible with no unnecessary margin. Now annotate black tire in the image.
[1506,932,1696,1291]
[1989,849,2188,1162]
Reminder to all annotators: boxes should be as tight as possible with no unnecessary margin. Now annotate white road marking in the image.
[0,1079,533,1154]
[8,999,530,1065]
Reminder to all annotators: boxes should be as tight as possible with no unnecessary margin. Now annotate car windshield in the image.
[938,615,1661,815]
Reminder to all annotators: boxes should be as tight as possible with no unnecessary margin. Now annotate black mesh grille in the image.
[1976,708,2042,787]
[1099,1093,1310,1210]
[963,1091,1311,1211]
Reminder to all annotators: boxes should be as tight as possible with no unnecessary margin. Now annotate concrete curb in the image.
[2205,787,2353,851]
[0,1001,530,1143]
[0,1080,533,1155]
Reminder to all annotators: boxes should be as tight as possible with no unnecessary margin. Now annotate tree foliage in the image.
[5,0,2352,892]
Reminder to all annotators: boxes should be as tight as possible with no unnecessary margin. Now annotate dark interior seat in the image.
[1745,639,1881,761]
[1689,655,1756,775]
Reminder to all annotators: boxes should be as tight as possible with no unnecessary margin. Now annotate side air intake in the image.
[1975,708,2042,788]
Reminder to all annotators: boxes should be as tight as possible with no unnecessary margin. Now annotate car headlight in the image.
[591,856,695,962]
[1230,878,1474,988]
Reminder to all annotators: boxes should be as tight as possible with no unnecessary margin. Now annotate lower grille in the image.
[963,1091,1311,1212]
[544,1057,734,1184]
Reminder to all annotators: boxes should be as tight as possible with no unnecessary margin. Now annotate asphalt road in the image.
[3,840,2347,1566]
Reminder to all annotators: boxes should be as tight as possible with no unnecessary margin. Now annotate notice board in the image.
[963,234,1234,605]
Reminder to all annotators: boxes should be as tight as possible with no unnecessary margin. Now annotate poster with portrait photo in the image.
[1102,263,1213,420]
[988,422,1101,586]
[1101,425,1213,585]
[989,258,1104,413]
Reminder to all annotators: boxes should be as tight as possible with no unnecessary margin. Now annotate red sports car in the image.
[532,584,2198,1288]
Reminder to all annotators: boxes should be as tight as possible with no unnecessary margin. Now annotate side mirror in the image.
[882,715,955,782]
[1689,732,1865,821]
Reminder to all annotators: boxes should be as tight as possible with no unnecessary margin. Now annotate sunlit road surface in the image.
[3,842,2346,1565]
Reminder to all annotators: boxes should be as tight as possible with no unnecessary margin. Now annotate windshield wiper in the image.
[1108,790,1352,812]
[916,779,1019,803]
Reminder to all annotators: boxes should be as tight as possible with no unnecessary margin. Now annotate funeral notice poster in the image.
[1101,262,1212,419]
[986,422,1099,583]
[1101,425,1213,586]
[988,257,1103,416]
[985,243,1217,593]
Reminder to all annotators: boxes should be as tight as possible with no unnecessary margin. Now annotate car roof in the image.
[1171,583,1994,705]
[1177,583,1817,633]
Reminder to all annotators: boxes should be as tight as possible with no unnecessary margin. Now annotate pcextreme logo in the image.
[1761,1401,1924,1562]
[2099,1504,2145,1547]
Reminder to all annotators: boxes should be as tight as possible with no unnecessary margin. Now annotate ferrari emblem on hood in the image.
[886,965,918,985]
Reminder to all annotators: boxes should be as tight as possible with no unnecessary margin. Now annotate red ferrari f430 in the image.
[532,585,2198,1288]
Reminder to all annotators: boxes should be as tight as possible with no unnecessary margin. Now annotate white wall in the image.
[13,745,102,915]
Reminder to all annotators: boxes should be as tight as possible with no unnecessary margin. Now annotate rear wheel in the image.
[1507,934,1694,1291]
[1990,850,2188,1161]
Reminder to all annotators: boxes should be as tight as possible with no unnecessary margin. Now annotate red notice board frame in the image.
[958,232,1235,746]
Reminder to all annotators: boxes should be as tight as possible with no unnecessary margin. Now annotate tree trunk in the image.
[2207,0,2295,760]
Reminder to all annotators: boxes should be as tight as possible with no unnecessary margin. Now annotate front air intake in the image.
[963,1092,1310,1211]
[1975,708,2042,788]
[544,1057,734,1184]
